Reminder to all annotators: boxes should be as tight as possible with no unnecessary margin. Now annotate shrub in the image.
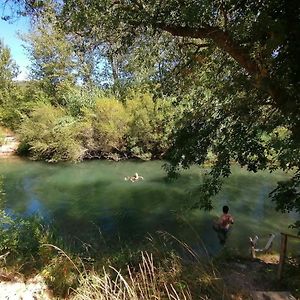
[18,103,85,162]
[82,97,129,156]
[0,202,48,269]
[125,91,177,158]
[59,85,101,117]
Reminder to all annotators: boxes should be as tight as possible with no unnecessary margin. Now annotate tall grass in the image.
[68,232,228,300]
[73,252,192,300]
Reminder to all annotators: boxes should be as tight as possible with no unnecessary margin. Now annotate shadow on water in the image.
[0,159,299,256]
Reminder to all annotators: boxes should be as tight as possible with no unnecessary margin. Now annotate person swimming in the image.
[124,172,144,182]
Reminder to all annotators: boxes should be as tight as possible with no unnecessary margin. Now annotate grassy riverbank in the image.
[1,208,299,299]
[0,213,226,299]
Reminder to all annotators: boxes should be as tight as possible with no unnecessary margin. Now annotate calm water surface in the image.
[0,158,299,255]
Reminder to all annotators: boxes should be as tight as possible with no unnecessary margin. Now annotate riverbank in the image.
[0,250,298,299]
[0,196,298,299]
[219,253,299,299]
[0,127,19,156]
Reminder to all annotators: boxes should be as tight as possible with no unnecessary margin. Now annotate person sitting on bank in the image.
[124,173,144,182]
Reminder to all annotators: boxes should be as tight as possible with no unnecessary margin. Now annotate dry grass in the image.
[41,233,228,300]
[72,252,193,300]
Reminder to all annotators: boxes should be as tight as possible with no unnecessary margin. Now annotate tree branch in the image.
[159,24,260,76]
[158,22,299,128]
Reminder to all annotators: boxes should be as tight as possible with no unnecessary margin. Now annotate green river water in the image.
[0,158,299,256]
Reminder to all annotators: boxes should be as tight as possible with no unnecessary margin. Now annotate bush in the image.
[82,97,129,156]
[0,204,47,268]
[18,103,85,162]
[125,91,177,158]
[14,87,180,161]
[59,85,101,117]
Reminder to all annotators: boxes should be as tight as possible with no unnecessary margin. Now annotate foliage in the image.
[73,252,193,300]
[1,0,300,228]
[270,171,300,234]
[0,40,18,94]
[82,97,129,156]
[126,90,177,159]
[0,42,45,129]
[41,255,79,297]
[35,0,299,229]
[14,88,178,161]
[22,8,76,103]
[52,0,299,229]
[0,194,47,268]
[0,127,5,146]
[18,103,85,162]
[59,86,100,117]
[0,40,20,128]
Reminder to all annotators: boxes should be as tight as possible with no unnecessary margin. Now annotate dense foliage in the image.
[16,90,178,161]
[1,0,299,229]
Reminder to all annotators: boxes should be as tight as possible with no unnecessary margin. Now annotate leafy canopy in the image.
[3,0,300,229]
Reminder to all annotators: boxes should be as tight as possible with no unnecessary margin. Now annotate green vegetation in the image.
[16,90,178,162]
[1,1,298,227]
[0,128,4,146]
[0,0,299,238]
[0,1,299,297]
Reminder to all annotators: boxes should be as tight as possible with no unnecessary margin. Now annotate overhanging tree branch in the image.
[157,23,299,126]
[159,24,260,76]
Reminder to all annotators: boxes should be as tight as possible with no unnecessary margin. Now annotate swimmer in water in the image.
[124,172,144,182]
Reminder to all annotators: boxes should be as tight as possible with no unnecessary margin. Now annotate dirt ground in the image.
[220,254,299,300]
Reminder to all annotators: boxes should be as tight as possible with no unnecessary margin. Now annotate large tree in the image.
[0,40,18,102]
[0,40,21,127]
[3,0,300,229]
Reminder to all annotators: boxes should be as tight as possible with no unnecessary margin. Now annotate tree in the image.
[22,5,77,103]
[0,40,17,91]
[0,40,21,127]
[54,0,300,124]
[126,90,178,159]
[4,0,300,230]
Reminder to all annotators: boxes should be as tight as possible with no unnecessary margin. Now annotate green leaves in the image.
[2,0,299,230]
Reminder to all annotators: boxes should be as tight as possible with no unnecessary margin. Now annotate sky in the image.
[0,12,31,81]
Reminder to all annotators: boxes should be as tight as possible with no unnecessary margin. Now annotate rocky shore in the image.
[0,128,19,156]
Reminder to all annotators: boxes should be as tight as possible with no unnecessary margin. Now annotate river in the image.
[0,158,299,256]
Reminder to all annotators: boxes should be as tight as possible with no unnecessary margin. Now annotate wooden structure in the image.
[249,233,275,259]
[277,232,300,280]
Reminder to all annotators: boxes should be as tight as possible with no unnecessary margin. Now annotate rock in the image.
[0,132,19,156]
[252,291,297,300]
[0,275,52,300]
